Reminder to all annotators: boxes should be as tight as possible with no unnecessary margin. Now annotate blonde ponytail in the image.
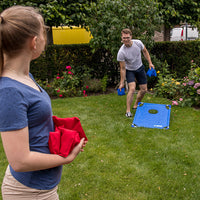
[0,6,45,74]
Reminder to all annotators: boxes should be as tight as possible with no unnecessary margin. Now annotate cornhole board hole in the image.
[132,102,171,129]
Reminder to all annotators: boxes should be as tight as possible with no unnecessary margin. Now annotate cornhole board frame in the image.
[131,102,171,129]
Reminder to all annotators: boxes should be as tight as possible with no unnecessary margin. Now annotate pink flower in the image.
[66,66,71,70]
[86,85,89,89]
[197,89,200,95]
[172,101,178,105]
[57,89,60,93]
[194,83,200,89]
[59,94,63,98]
[179,98,183,101]
[191,60,194,63]
[56,76,60,79]
[188,80,194,86]
[182,83,187,86]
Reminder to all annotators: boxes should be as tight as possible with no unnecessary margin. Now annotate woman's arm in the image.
[1,126,86,172]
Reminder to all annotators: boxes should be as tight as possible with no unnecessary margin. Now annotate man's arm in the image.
[119,61,126,90]
[142,46,154,69]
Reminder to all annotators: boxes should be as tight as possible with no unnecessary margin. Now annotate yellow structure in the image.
[52,26,93,45]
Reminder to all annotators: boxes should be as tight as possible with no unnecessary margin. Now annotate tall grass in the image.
[0,92,200,200]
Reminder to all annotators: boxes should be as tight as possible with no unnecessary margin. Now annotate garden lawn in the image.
[0,92,200,200]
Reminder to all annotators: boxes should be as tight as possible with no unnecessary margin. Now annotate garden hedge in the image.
[30,44,119,86]
[30,41,200,85]
[151,40,200,78]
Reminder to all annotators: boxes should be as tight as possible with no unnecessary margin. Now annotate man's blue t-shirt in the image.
[0,74,62,190]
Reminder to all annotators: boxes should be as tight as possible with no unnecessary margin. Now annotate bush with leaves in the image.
[175,61,200,107]
[37,65,90,98]
[37,65,109,98]
[154,61,182,100]
[83,78,102,94]
[85,0,162,60]
[155,61,200,107]
[52,66,80,97]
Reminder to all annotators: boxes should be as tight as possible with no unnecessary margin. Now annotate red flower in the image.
[68,71,74,75]
[59,94,63,98]
[66,66,71,70]
[86,85,89,89]
[57,89,60,93]
[83,90,87,97]
[56,76,60,79]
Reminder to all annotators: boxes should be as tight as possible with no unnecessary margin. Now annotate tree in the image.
[0,0,96,44]
[85,0,162,61]
[158,0,200,41]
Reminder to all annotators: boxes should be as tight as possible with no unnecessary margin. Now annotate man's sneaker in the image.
[125,112,133,117]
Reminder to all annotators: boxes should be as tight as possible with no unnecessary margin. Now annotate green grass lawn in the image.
[0,92,200,200]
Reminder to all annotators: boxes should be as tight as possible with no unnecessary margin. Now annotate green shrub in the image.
[31,45,119,86]
[154,61,200,107]
[151,41,200,78]
[37,65,91,98]
[83,78,102,93]
[37,64,109,98]
[154,61,182,99]
[31,41,200,92]
[101,75,108,93]
[176,61,200,107]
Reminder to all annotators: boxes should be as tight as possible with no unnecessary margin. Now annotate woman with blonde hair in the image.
[0,6,87,200]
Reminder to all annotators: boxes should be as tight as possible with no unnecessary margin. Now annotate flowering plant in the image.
[154,61,182,100]
[53,66,79,97]
[176,61,200,107]
[37,65,108,98]
[155,61,200,107]
[38,65,91,98]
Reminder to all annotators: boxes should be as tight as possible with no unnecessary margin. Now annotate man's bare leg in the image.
[126,82,136,113]
[133,84,147,108]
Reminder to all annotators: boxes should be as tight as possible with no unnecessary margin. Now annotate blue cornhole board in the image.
[132,102,171,129]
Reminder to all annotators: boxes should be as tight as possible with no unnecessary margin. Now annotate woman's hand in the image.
[65,138,87,163]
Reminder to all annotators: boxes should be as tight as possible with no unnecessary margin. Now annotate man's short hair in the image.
[121,28,132,35]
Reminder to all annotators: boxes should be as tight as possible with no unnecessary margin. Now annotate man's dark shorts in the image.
[126,65,147,84]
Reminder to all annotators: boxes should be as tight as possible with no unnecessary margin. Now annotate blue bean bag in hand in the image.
[117,88,125,96]
[146,68,157,77]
